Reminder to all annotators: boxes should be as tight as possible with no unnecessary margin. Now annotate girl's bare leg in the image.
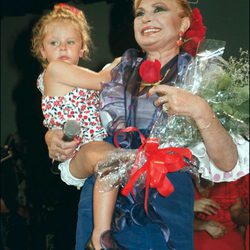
[92,181,118,249]
[69,141,115,179]
[69,141,117,249]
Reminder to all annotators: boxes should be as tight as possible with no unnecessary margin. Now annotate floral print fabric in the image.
[37,72,107,149]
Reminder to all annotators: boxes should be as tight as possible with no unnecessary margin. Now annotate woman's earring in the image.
[176,31,184,47]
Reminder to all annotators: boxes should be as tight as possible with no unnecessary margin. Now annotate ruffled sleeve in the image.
[36,71,45,95]
[100,49,142,135]
[190,134,249,182]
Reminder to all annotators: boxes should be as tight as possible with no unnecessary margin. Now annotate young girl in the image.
[31,4,123,250]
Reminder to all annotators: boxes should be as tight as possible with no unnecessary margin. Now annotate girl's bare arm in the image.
[44,57,121,95]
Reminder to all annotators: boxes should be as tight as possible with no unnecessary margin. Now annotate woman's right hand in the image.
[45,129,79,161]
[147,84,211,120]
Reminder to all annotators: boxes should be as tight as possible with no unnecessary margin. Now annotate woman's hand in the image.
[194,198,220,215]
[45,129,79,161]
[147,85,212,121]
[148,84,238,172]
[204,220,227,239]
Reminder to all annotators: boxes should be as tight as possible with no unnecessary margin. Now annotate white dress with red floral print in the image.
[37,72,107,150]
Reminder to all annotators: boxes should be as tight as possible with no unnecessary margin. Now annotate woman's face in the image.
[134,0,187,53]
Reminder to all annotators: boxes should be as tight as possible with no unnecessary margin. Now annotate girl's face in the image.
[134,0,189,53]
[40,21,84,65]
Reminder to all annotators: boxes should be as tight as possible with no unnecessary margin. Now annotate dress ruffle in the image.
[191,134,249,182]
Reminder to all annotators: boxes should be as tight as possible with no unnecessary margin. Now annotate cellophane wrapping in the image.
[96,39,249,191]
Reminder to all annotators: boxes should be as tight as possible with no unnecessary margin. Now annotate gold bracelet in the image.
[199,114,216,130]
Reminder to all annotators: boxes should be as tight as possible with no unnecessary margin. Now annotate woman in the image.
[45,0,248,249]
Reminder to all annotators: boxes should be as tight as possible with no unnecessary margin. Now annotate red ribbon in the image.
[114,127,193,214]
[54,3,81,15]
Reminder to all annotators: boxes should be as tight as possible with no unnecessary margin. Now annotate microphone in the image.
[62,120,81,142]
[51,120,81,175]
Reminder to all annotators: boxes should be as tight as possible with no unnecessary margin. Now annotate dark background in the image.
[1,0,249,249]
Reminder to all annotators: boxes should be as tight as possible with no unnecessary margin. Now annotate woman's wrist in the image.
[195,219,208,231]
[192,98,216,130]
[197,113,216,130]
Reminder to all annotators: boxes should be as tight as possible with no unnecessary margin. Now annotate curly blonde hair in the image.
[133,0,192,20]
[31,4,92,68]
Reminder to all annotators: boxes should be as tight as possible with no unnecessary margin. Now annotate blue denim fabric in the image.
[75,171,194,250]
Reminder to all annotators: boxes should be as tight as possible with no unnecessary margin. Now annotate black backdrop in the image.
[1,0,249,249]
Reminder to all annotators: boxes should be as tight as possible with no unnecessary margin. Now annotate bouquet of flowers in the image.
[151,39,249,148]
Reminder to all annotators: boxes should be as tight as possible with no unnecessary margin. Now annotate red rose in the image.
[139,59,161,83]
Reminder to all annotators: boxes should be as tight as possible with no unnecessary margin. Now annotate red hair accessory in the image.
[183,8,207,56]
[54,3,81,15]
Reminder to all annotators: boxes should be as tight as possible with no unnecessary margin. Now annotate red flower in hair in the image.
[183,8,207,56]
[139,60,161,84]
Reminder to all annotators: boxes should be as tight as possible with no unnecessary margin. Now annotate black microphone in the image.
[51,120,81,175]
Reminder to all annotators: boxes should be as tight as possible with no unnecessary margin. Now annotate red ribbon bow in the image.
[54,3,81,15]
[114,127,193,214]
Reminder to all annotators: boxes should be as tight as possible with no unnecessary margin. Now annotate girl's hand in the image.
[45,129,79,161]
[102,57,121,71]
[99,57,121,85]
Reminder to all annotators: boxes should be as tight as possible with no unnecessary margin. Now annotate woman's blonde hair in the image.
[31,4,92,68]
[133,0,192,20]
